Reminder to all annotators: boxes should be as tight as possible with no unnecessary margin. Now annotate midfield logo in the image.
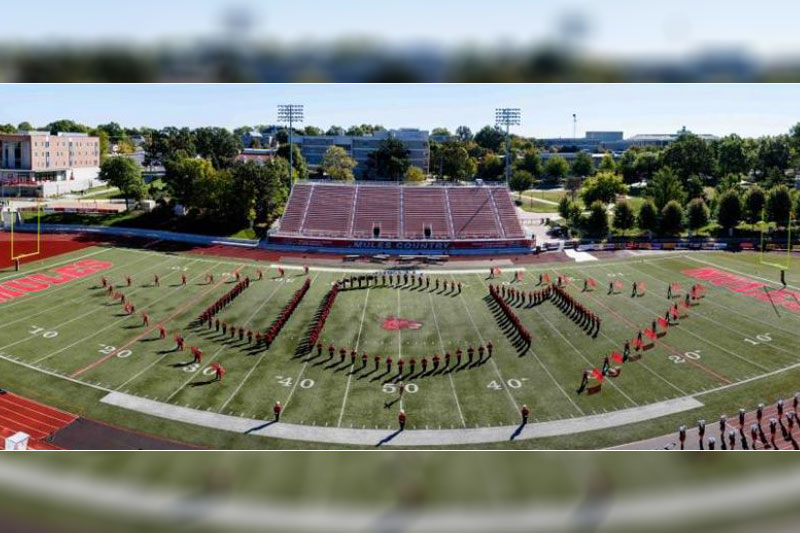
[381,316,423,331]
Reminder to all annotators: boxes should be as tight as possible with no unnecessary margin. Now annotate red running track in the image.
[0,392,77,442]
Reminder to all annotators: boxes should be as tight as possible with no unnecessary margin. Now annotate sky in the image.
[1,84,798,139]
[4,0,800,60]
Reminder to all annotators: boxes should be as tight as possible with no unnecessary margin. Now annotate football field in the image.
[1,243,799,448]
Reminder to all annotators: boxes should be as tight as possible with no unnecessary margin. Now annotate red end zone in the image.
[0,233,98,270]
[683,267,800,314]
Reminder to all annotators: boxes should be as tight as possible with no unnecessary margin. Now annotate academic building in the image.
[296,128,429,179]
[0,131,101,195]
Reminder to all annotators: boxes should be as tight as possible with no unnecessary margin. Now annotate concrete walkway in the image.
[100,391,702,447]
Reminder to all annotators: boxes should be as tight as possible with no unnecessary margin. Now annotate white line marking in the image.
[336,286,371,427]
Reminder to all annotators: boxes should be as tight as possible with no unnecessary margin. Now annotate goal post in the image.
[9,200,41,269]
[758,209,792,272]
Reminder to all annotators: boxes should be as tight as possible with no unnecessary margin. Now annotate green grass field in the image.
[1,244,799,448]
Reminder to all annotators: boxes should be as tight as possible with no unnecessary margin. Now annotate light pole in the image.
[495,108,521,185]
[277,104,304,191]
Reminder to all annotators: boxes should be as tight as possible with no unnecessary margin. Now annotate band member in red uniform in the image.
[521,404,530,425]
[181,273,187,286]
[141,312,150,327]
[398,409,407,430]
[126,275,132,287]
[158,324,167,339]
[273,401,282,421]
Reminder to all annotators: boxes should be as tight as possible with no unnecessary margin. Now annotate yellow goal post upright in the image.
[758,208,792,273]
[9,199,41,271]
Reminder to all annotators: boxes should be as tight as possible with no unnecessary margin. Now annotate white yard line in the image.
[397,288,403,411]
[0,350,111,392]
[529,285,639,407]
[336,286,371,427]
[455,274,519,415]
[164,270,282,403]
[627,261,800,363]
[642,258,800,336]
[471,274,585,416]
[0,247,110,283]
[686,254,800,292]
[0,253,156,330]
[216,275,319,413]
[427,290,467,427]
[597,263,773,374]
[31,259,206,365]
[1,255,184,357]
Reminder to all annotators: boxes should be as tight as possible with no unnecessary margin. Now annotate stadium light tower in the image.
[495,107,521,185]
[277,104,304,191]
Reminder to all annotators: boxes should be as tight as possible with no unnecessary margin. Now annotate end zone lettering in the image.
[0,259,113,304]
[682,267,800,314]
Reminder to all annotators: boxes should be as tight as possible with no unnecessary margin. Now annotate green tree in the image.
[365,138,410,180]
[597,153,616,173]
[98,156,143,208]
[743,185,766,224]
[97,121,125,142]
[618,149,638,183]
[514,149,542,177]
[660,200,684,236]
[89,129,110,164]
[543,155,569,181]
[580,171,627,205]
[404,166,426,182]
[716,134,750,176]
[557,196,572,220]
[276,143,309,182]
[612,199,635,236]
[227,159,289,228]
[586,201,609,237]
[193,127,239,169]
[0,123,16,133]
[45,119,89,134]
[477,152,504,180]
[646,167,685,211]
[633,151,661,181]
[765,185,793,227]
[163,157,217,209]
[143,127,196,167]
[686,198,710,234]
[661,132,714,183]
[17,121,34,131]
[321,146,357,181]
[436,141,476,180]
[474,125,505,152]
[456,125,473,142]
[754,135,793,178]
[303,126,323,136]
[571,151,594,177]
[637,200,658,236]
[565,176,582,201]
[509,170,534,199]
[716,189,743,233]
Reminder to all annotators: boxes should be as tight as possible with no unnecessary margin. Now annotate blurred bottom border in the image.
[0,451,797,532]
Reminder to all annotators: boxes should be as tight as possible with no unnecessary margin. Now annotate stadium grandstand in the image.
[266,182,533,255]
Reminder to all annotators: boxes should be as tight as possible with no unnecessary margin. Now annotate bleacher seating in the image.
[402,187,452,239]
[447,187,501,238]
[490,187,526,238]
[279,182,312,234]
[353,186,401,238]
[302,184,356,237]
[276,182,527,242]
